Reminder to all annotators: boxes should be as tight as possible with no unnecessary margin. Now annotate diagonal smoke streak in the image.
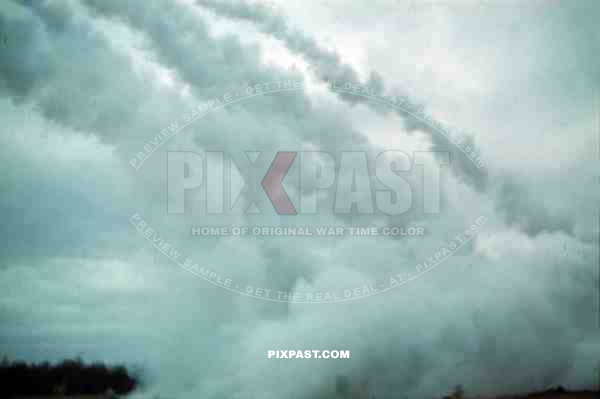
[0,0,577,239]
[194,0,577,238]
[0,0,580,243]
[195,0,485,191]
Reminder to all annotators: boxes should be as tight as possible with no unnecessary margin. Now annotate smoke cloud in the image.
[0,1,598,399]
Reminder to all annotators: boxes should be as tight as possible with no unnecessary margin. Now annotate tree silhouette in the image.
[0,357,138,397]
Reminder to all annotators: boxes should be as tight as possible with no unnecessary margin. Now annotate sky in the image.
[0,0,599,398]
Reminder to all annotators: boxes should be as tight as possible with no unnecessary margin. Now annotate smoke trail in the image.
[195,0,577,238]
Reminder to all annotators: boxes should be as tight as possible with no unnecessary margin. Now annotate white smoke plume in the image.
[0,1,599,399]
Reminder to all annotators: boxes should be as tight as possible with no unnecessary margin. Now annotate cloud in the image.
[0,1,598,399]
[194,0,589,239]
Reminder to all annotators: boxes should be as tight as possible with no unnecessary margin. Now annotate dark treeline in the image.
[0,357,138,397]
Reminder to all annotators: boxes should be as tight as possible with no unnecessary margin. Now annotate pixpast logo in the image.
[167,150,448,216]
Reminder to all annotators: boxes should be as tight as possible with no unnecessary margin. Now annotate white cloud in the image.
[0,1,598,399]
